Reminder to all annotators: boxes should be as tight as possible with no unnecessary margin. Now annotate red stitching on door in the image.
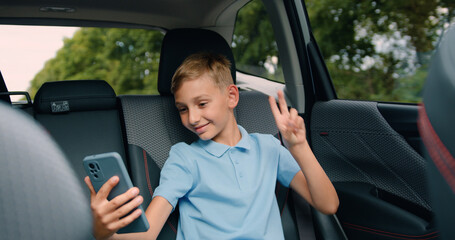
[343,222,439,239]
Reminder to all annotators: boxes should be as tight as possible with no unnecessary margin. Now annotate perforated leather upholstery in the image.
[311,100,430,210]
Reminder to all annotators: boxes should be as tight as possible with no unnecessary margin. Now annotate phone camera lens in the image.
[94,174,98,179]
[89,163,95,169]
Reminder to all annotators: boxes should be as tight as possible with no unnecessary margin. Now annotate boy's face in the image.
[174,74,237,143]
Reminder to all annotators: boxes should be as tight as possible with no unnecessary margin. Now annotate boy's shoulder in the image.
[249,131,280,143]
[169,140,205,156]
[245,132,283,151]
[170,141,195,152]
[165,142,200,169]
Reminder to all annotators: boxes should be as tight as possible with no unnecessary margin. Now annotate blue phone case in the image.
[83,152,150,234]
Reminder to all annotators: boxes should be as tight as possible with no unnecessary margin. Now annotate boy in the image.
[85,52,339,240]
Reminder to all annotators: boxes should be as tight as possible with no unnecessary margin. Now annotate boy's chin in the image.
[196,134,213,141]
[193,131,217,141]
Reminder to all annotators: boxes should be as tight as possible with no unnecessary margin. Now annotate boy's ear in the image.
[226,84,239,109]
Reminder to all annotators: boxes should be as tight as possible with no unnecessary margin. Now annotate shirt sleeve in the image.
[273,137,301,187]
[153,143,194,209]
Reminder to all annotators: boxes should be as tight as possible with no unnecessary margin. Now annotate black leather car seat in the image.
[418,25,455,240]
[33,80,128,199]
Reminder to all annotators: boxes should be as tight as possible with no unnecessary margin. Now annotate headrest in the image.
[421,25,455,157]
[158,28,236,96]
[419,25,455,240]
[0,101,92,239]
[34,80,117,114]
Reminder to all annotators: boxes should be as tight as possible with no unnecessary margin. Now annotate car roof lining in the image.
[0,0,243,31]
[263,0,306,113]
[0,17,166,31]
[1,0,307,112]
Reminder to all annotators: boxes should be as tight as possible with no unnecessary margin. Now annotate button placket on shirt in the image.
[229,147,244,189]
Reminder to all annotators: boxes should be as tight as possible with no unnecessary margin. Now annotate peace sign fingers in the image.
[268,90,308,148]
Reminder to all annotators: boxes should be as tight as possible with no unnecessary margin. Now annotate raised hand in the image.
[268,90,308,149]
[84,176,143,240]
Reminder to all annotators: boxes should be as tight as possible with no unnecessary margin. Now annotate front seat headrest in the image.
[33,80,116,114]
[157,28,236,96]
[0,102,92,239]
[418,25,455,239]
[419,25,455,188]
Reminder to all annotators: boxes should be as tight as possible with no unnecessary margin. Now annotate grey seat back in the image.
[119,28,302,239]
[0,102,92,240]
[419,25,455,240]
[33,80,127,199]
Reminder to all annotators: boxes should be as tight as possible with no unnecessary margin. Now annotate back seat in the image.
[26,29,345,239]
[33,80,127,199]
[119,28,300,239]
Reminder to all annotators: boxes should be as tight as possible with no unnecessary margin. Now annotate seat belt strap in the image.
[292,190,317,240]
[277,132,317,240]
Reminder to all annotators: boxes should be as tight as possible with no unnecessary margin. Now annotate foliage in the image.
[232,0,284,82]
[29,28,164,98]
[28,0,455,103]
[306,0,455,102]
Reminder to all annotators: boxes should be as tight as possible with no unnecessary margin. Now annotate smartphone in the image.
[83,152,150,234]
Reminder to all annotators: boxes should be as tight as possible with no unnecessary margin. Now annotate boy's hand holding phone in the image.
[83,152,149,240]
[84,176,143,240]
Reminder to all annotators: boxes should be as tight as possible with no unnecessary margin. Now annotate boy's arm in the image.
[109,196,173,240]
[85,177,173,240]
[268,91,339,215]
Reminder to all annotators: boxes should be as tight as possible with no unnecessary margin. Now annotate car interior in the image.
[418,24,455,240]
[1,0,453,239]
[0,98,92,239]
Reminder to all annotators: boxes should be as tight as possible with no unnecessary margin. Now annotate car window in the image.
[232,0,284,84]
[0,25,164,101]
[306,0,455,103]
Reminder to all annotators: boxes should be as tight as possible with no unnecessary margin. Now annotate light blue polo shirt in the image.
[153,125,300,239]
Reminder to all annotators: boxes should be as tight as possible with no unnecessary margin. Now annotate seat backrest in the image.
[120,28,301,239]
[0,70,12,104]
[33,80,127,199]
[0,101,92,239]
[419,25,455,240]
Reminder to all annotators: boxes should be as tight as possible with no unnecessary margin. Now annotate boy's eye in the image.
[178,107,188,113]
[199,102,207,107]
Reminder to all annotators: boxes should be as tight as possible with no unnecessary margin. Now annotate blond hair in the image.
[171,52,233,94]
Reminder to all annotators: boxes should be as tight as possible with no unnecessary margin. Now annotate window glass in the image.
[306,0,455,103]
[232,0,284,83]
[0,25,164,101]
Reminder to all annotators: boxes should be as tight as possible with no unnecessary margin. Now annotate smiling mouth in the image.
[194,123,209,133]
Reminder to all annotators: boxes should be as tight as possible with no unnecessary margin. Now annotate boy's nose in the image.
[188,109,200,125]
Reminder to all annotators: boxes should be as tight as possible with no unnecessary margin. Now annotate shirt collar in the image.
[199,125,252,157]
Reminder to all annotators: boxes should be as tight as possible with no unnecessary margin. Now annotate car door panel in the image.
[334,182,437,240]
[309,100,437,239]
[378,103,422,155]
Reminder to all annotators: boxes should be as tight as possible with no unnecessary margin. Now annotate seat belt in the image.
[277,132,317,240]
[292,190,317,240]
